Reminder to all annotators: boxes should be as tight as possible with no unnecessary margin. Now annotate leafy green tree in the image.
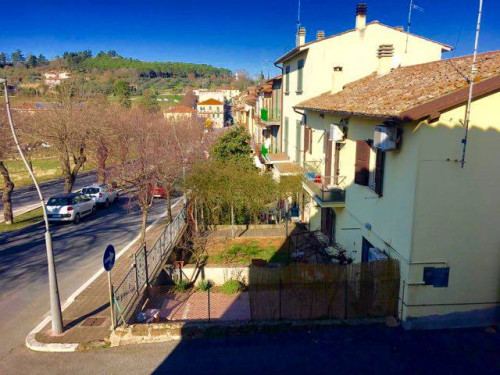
[139,89,160,112]
[11,49,25,63]
[211,126,251,162]
[26,54,38,67]
[114,81,131,108]
[37,54,48,65]
[0,53,7,67]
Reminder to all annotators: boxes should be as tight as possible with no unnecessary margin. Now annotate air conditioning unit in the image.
[368,247,388,262]
[374,126,400,151]
[329,124,344,142]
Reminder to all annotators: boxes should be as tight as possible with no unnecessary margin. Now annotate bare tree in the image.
[24,97,94,193]
[0,107,15,224]
[111,108,163,244]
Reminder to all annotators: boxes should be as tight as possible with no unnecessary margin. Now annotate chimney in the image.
[331,66,344,94]
[316,30,325,41]
[377,44,394,77]
[297,27,306,46]
[355,3,367,30]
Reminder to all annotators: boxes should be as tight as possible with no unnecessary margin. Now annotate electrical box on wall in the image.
[423,267,450,288]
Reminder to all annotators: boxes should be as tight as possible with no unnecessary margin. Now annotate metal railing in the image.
[260,108,281,123]
[303,162,346,204]
[113,206,187,326]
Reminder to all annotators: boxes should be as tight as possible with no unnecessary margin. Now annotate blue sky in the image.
[0,0,498,75]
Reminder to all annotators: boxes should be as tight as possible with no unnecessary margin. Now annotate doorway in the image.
[321,208,336,244]
[361,237,374,263]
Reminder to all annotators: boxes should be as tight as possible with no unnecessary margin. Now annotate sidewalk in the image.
[27,203,182,350]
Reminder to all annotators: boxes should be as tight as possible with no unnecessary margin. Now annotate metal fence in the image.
[248,260,400,320]
[113,207,187,326]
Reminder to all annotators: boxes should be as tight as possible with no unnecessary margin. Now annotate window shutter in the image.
[285,66,290,93]
[354,140,371,186]
[297,59,304,93]
[304,127,312,153]
[374,149,385,196]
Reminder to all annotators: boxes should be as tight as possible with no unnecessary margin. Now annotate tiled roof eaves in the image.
[293,104,396,120]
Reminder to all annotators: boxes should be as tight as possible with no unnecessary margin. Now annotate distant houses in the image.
[43,71,71,88]
[163,105,196,121]
[197,98,225,128]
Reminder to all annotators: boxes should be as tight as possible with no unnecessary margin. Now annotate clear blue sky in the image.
[0,0,498,75]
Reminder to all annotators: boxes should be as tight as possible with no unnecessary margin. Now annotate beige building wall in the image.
[303,92,500,328]
[281,22,448,165]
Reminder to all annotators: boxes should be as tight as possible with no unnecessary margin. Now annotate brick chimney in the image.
[316,30,325,41]
[355,3,367,30]
[297,27,306,47]
[331,66,344,94]
[377,44,394,77]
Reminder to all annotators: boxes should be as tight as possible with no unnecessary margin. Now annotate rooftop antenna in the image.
[460,0,484,169]
[405,0,424,53]
[296,0,301,45]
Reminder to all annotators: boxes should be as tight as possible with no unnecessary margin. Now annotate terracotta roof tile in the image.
[198,98,224,105]
[164,105,196,114]
[295,51,500,119]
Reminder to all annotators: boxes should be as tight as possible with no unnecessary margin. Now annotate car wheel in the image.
[74,213,81,225]
[91,206,97,215]
[105,199,110,208]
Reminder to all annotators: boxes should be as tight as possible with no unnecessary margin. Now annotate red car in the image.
[148,185,167,199]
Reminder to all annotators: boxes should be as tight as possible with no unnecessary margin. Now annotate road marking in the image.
[25,197,184,352]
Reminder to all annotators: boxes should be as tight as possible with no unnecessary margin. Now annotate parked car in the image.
[148,185,167,199]
[46,193,96,224]
[82,184,118,208]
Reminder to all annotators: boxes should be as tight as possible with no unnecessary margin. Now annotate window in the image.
[295,120,302,164]
[284,117,289,153]
[355,140,385,196]
[297,59,304,94]
[285,66,290,94]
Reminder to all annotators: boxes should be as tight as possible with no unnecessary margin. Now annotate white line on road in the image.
[25,197,184,352]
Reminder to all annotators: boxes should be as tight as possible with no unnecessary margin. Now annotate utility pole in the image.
[460,0,484,169]
[1,78,63,334]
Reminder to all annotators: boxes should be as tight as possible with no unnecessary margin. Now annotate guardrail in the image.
[113,206,187,326]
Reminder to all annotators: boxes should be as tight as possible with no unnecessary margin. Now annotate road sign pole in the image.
[107,271,115,331]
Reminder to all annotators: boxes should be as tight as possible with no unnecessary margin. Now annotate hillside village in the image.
[0,1,499,373]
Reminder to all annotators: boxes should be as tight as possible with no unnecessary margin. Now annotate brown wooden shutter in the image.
[325,134,333,185]
[354,140,371,186]
[374,149,386,196]
[304,127,310,153]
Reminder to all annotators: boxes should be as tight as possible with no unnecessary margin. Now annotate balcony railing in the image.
[303,162,346,204]
[260,108,281,123]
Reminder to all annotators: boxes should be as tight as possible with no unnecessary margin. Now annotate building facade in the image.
[197,98,225,128]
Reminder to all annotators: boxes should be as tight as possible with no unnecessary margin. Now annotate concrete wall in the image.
[174,265,250,286]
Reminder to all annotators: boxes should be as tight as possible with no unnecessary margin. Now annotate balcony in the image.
[302,162,346,207]
[260,108,281,125]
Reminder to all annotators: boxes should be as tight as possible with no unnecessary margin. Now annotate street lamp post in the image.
[1,78,63,334]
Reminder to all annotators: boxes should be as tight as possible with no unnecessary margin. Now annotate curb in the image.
[25,198,183,353]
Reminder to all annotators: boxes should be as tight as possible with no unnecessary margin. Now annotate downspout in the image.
[274,61,284,153]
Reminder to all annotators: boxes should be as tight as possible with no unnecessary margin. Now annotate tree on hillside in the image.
[37,54,48,66]
[0,108,15,225]
[11,49,25,64]
[27,54,38,68]
[114,81,131,108]
[210,125,251,162]
[23,98,94,193]
[0,53,7,67]
[139,89,160,112]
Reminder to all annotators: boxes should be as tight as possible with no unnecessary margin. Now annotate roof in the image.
[164,105,196,113]
[295,51,500,121]
[275,21,453,65]
[198,98,224,105]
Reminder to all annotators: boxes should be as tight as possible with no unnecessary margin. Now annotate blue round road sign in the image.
[103,245,116,272]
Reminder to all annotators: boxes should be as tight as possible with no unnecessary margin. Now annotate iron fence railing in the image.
[113,206,187,326]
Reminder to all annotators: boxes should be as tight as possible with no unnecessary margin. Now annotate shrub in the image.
[175,280,189,291]
[221,279,241,295]
[197,279,211,292]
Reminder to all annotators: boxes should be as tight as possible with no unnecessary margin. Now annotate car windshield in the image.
[82,188,99,194]
[47,197,70,206]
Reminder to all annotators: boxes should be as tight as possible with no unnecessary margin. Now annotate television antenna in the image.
[405,0,425,53]
[460,0,484,169]
[296,0,301,45]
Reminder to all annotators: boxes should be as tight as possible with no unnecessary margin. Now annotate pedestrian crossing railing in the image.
[113,206,187,326]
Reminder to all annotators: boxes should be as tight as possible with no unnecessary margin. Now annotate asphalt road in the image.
[0,171,98,215]
[0,190,179,363]
[0,324,499,375]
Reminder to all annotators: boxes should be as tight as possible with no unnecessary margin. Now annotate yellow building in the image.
[292,51,500,329]
[275,3,451,168]
[163,105,196,121]
[197,98,225,128]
